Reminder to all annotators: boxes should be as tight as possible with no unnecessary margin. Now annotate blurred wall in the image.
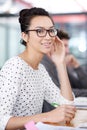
[0,13,87,68]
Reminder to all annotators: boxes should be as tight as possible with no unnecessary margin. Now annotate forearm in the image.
[56,61,74,101]
[5,113,48,130]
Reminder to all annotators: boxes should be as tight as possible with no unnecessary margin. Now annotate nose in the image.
[45,31,51,38]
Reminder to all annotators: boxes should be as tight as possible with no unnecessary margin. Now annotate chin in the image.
[44,50,51,54]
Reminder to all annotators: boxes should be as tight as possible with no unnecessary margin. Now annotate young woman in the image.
[0,7,76,130]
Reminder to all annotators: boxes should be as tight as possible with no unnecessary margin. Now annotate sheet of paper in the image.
[74,97,87,110]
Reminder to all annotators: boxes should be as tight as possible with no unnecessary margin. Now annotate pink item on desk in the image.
[24,121,39,130]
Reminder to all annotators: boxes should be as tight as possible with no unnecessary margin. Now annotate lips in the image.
[41,42,52,47]
[41,42,52,46]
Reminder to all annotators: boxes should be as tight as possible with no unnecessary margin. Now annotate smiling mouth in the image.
[41,42,52,49]
[41,42,52,45]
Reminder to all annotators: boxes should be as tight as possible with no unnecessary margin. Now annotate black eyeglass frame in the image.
[25,28,57,37]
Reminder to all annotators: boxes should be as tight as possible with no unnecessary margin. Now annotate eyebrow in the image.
[34,26,55,29]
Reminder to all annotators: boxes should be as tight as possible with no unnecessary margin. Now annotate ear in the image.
[21,32,29,43]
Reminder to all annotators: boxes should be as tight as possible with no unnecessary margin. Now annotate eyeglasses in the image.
[25,28,57,37]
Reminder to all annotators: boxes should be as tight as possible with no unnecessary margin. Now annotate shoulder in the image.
[39,63,50,76]
[0,56,23,74]
[39,63,47,72]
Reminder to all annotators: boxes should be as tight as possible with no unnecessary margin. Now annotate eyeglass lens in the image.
[36,28,57,37]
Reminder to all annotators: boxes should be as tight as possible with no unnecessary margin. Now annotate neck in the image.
[19,50,43,69]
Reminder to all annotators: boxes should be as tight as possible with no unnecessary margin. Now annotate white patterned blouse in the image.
[0,56,74,130]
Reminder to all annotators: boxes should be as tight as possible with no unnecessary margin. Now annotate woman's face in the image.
[26,16,56,54]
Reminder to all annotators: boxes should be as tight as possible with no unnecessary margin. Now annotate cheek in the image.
[28,36,41,49]
[29,33,38,43]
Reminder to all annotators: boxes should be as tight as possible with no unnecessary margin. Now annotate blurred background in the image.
[0,0,87,68]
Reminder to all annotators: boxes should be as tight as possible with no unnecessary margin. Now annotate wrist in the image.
[55,60,66,67]
[33,113,49,123]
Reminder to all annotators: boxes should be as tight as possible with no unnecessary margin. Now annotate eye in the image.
[36,29,45,34]
[49,29,55,33]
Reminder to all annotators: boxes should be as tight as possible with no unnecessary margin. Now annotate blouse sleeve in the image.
[0,58,22,130]
[41,65,74,105]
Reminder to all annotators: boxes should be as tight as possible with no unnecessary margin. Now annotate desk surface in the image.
[45,122,73,127]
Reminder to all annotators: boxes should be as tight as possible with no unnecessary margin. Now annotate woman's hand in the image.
[48,36,66,66]
[46,105,76,124]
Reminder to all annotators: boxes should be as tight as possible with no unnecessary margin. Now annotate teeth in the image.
[41,42,51,45]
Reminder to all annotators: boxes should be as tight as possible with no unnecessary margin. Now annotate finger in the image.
[61,104,76,110]
[47,44,55,57]
[66,111,75,118]
[55,36,62,43]
[60,105,76,115]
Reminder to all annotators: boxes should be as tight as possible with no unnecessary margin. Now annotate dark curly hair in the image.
[19,7,54,46]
